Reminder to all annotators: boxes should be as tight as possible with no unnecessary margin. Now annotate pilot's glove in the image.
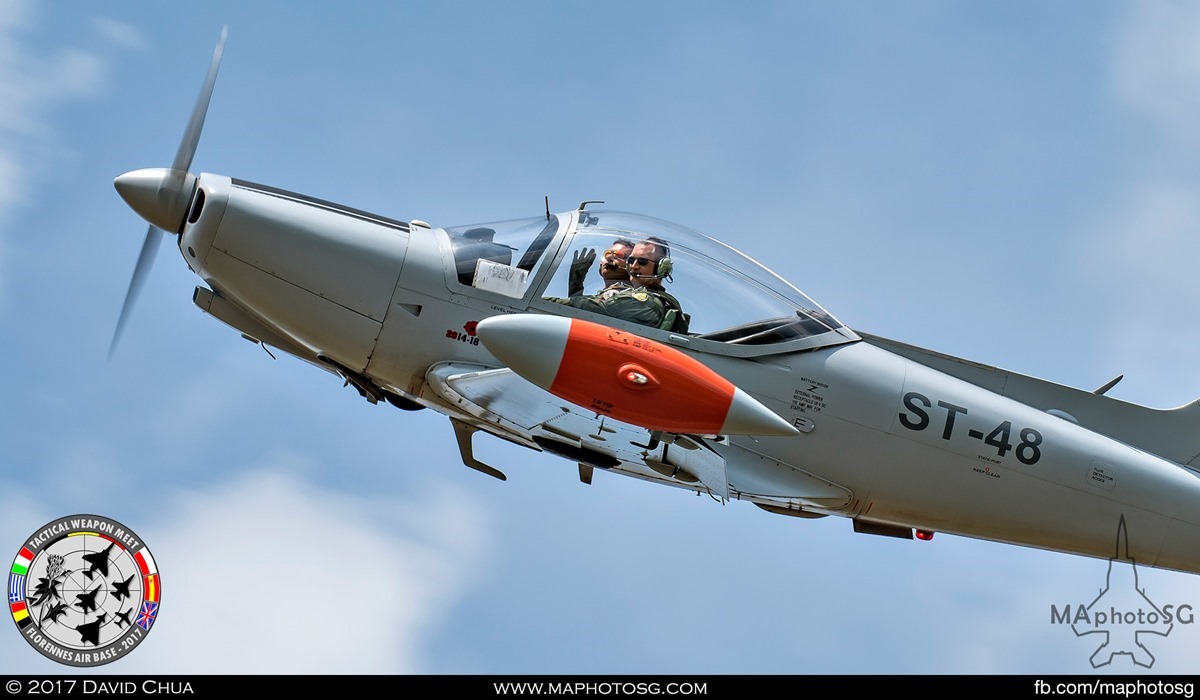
[568,248,596,297]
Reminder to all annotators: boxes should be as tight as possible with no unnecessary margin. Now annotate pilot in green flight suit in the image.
[549,239,689,333]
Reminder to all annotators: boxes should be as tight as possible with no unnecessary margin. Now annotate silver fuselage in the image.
[169,173,1200,575]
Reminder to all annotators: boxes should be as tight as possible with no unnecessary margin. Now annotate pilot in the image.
[567,238,635,297]
[549,237,689,333]
[625,238,689,333]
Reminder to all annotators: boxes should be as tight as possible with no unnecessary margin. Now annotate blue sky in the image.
[3,0,1200,674]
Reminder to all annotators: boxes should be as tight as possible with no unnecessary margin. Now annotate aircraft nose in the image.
[114,167,194,233]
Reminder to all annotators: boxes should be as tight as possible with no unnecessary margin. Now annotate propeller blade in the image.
[108,225,163,361]
[172,26,227,175]
[108,27,228,361]
[160,26,227,212]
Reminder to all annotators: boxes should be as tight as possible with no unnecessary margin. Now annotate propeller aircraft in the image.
[112,30,1200,578]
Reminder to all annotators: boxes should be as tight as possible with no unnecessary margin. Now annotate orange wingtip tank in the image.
[476,314,799,437]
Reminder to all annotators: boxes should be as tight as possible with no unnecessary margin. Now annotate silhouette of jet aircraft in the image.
[113,608,132,629]
[111,574,135,601]
[75,614,107,646]
[81,542,114,581]
[1072,516,1173,668]
[74,585,101,614]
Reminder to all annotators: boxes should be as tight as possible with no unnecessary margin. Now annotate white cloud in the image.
[1114,3,1200,151]
[1086,6,1200,405]
[0,151,17,213]
[1084,181,1200,404]
[0,467,490,673]
[0,489,60,673]
[108,466,490,673]
[93,18,145,51]
[1091,182,1200,303]
[0,1,122,315]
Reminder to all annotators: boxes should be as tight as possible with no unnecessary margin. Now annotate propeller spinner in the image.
[109,27,228,360]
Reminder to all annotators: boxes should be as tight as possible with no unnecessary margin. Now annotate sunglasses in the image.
[626,256,657,267]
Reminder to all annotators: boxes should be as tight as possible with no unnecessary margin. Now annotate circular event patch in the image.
[8,514,160,666]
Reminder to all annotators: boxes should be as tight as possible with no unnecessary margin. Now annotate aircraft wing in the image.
[425,362,731,499]
[423,362,853,510]
[858,331,1200,468]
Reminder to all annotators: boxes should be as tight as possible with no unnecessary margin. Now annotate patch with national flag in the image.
[11,514,163,665]
[134,547,157,577]
[8,573,24,603]
[10,547,33,577]
[11,601,31,630]
[136,600,158,631]
[143,574,159,604]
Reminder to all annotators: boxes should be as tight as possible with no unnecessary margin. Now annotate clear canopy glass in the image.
[443,210,854,353]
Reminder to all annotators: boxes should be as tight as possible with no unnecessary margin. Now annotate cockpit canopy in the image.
[442,209,856,356]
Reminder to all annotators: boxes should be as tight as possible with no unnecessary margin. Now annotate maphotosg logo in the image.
[8,514,160,666]
[1049,515,1193,669]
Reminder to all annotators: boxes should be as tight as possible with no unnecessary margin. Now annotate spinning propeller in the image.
[109,27,228,360]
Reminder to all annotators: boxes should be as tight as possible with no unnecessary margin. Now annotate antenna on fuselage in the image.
[1094,375,1124,396]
